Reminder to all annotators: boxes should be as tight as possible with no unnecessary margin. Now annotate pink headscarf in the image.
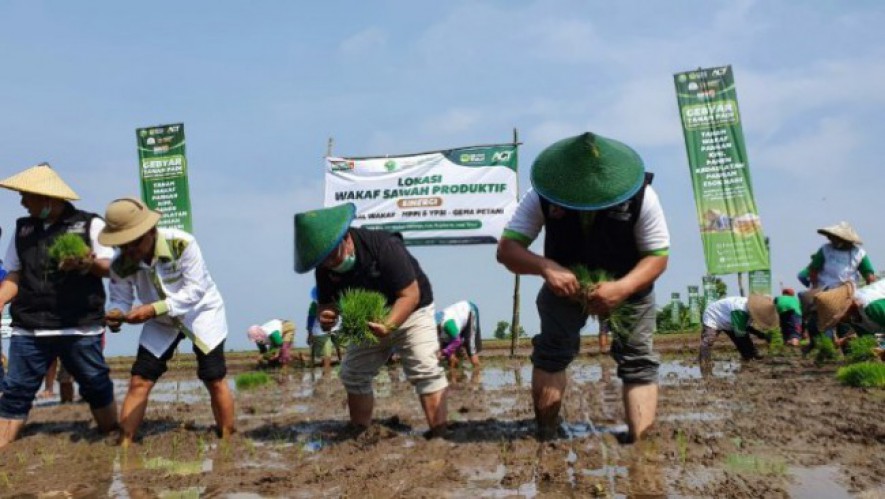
[247,325,268,343]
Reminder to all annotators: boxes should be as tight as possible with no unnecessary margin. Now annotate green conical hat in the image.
[294,203,356,273]
[530,132,645,210]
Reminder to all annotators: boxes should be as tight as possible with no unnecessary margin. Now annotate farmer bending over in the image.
[435,300,482,369]
[699,294,778,365]
[815,280,885,351]
[294,203,448,438]
[100,198,235,446]
[247,319,295,367]
[497,132,670,443]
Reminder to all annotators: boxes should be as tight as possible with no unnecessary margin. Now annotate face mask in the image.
[331,252,356,273]
[38,204,52,220]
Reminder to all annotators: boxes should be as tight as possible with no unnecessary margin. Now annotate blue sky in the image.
[2,1,884,356]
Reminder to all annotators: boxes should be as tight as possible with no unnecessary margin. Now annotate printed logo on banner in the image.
[491,150,513,163]
[330,160,355,172]
[384,160,397,172]
[459,152,486,164]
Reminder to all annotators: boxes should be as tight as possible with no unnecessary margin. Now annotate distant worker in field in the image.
[294,203,448,438]
[815,280,885,347]
[435,300,482,369]
[699,295,779,364]
[496,132,670,443]
[774,289,803,347]
[100,197,235,446]
[808,222,876,290]
[307,287,340,371]
[0,164,118,449]
[805,222,876,349]
[247,319,295,367]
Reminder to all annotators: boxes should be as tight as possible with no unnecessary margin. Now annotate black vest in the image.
[11,204,106,329]
[541,173,654,295]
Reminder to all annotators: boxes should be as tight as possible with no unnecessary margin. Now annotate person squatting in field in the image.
[100,197,235,446]
[0,164,118,448]
[435,300,482,369]
[496,131,670,443]
[295,203,448,438]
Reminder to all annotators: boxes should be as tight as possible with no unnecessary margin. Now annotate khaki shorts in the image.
[311,333,334,358]
[340,305,448,396]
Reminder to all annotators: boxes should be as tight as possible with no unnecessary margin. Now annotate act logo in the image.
[491,150,513,163]
[384,160,397,172]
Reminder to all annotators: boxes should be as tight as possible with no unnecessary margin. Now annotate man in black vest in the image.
[497,132,670,442]
[0,163,118,448]
[294,203,448,438]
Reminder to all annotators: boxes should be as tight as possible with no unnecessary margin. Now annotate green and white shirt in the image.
[109,228,227,357]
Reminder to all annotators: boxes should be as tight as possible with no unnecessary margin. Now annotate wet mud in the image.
[1,342,884,498]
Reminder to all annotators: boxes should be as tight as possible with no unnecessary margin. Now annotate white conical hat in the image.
[817,221,862,245]
[0,163,80,201]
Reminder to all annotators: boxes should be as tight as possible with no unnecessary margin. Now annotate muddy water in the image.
[2,354,884,497]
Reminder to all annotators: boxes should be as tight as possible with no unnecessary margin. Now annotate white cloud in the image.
[338,27,388,57]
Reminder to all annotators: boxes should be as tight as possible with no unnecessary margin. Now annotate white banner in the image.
[324,144,518,245]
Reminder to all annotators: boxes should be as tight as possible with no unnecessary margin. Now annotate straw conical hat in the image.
[0,163,80,200]
[817,221,862,245]
[814,283,855,330]
[747,294,778,331]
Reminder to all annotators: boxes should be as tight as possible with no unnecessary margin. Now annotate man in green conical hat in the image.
[294,203,448,437]
[497,132,670,442]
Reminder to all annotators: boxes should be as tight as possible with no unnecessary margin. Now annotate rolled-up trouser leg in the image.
[699,326,720,362]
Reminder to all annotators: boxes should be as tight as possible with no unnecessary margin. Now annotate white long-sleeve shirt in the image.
[108,228,227,357]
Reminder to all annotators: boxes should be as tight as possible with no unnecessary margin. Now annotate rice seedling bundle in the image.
[836,362,885,388]
[48,233,90,263]
[813,335,838,364]
[337,288,391,347]
[846,335,879,364]
[570,265,635,339]
[235,371,272,390]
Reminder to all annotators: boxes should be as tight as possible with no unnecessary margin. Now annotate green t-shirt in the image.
[774,295,802,316]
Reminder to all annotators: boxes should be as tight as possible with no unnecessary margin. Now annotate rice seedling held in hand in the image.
[48,233,90,265]
[836,362,885,388]
[569,264,635,340]
[337,288,391,347]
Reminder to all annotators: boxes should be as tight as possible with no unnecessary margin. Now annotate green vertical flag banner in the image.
[670,292,681,324]
[702,275,720,314]
[136,123,193,233]
[687,285,701,325]
[674,65,769,274]
[749,269,772,296]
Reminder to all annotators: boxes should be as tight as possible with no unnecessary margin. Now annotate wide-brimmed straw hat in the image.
[294,203,356,273]
[0,163,80,201]
[814,282,855,330]
[817,221,862,245]
[747,294,778,331]
[530,132,645,210]
[98,197,161,246]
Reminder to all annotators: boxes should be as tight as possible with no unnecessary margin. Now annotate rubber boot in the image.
[60,381,75,403]
[90,402,119,433]
[0,418,26,449]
